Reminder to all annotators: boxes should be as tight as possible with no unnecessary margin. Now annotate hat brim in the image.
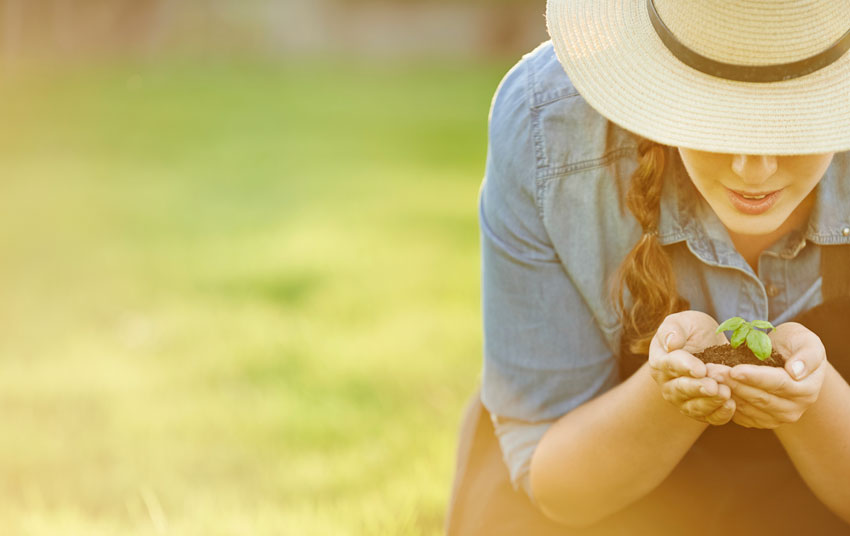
[546,0,850,155]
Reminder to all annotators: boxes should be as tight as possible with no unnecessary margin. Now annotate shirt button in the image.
[842,226,850,237]
[766,284,780,298]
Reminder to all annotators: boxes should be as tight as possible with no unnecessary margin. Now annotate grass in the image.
[0,54,510,534]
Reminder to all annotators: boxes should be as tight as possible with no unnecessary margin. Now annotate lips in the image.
[729,189,776,199]
[725,187,782,215]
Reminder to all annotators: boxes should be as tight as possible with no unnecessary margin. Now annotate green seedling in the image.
[715,317,775,361]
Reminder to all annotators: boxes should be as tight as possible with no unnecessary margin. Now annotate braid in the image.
[614,139,688,355]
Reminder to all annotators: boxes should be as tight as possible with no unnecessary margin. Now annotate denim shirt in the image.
[479,41,850,500]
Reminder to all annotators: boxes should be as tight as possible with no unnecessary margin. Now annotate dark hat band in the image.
[647,0,850,83]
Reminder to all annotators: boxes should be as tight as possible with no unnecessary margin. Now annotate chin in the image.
[725,216,784,236]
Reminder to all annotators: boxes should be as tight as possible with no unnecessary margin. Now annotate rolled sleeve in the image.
[479,59,619,496]
[490,416,554,502]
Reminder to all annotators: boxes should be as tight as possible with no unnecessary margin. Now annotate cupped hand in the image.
[720,322,827,429]
[648,311,735,425]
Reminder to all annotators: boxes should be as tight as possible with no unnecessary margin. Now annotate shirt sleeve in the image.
[479,59,620,500]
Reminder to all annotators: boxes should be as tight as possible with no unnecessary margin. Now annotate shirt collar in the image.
[657,146,696,246]
[805,152,850,245]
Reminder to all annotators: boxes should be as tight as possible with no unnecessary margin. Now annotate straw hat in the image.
[546,0,850,155]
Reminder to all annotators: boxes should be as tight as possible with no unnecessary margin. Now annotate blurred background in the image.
[0,1,546,534]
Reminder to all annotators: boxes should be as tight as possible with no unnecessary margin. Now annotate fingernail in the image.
[664,333,674,352]
[791,361,805,379]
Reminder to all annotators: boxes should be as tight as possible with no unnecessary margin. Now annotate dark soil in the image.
[694,344,785,367]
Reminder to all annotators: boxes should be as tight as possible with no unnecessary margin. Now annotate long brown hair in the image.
[613,139,689,355]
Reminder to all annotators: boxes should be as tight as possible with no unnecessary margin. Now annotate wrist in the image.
[775,361,837,434]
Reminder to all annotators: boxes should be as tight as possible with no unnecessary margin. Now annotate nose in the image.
[731,154,777,185]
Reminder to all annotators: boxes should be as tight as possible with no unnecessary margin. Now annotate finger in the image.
[731,395,782,429]
[662,376,720,404]
[655,313,689,353]
[705,399,735,426]
[725,362,825,400]
[705,363,733,385]
[661,328,683,354]
[656,311,727,354]
[649,323,687,366]
[727,382,798,413]
[732,410,780,429]
[680,395,726,420]
[651,349,707,380]
[769,323,826,381]
[728,365,808,398]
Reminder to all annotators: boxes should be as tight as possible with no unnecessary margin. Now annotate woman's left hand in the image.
[717,322,828,429]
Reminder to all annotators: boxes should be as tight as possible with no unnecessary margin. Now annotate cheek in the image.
[689,167,725,197]
[680,152,730,192]
[782,155,833,190]
[783,167,823,197]
[787,177,821,202]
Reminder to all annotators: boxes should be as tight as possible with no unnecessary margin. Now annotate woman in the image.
[449,0,850,533]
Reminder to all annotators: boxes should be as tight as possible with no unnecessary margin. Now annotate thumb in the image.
[770,323,825,381]
[656,312,693,352]
[662,330,684,353]
[656,310,723,353]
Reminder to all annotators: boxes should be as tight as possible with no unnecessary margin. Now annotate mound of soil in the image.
[694,344,784,368]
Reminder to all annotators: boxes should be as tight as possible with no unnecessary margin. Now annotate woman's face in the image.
[677,148,834,236]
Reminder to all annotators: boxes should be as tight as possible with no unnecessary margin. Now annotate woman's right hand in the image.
[648,311,736,425]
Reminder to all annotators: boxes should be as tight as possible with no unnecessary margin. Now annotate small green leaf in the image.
[716,317,746,334]
[746,329,772,361]
[751,320,775,331]
[730,324,751,348]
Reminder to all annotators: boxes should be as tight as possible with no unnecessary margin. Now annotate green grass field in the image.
[0,55,510,534]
